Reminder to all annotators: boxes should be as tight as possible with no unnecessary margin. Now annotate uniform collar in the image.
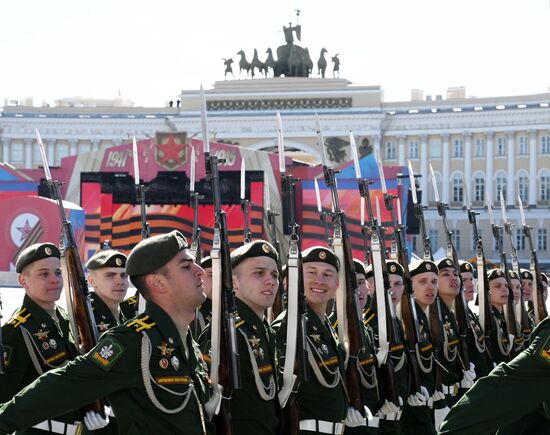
[23,294,64,327]
[144,301,187,348]
[91,292,119,325]
[236,298,266,332]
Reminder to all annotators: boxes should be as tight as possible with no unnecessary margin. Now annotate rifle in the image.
[375,152,423,397]
[314,178,333,250]
[518,196,548,325]
[499,194,531,343]
[428,164,470,371]
[240,159,252,244]
[497,193,523,353]
[189,146,203,264]
[133,137,150,241]
[36,129,104,416]
[201,87,241,435]
[276,113,309,434]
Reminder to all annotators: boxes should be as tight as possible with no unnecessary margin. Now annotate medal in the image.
[309,334,321,343]
[159,358,169,369]
[258,348,265,359]
[49,339,57,349]
[171,356,180,371]
[158,342,175,357]
[42,342,50,350]
[34,329,49,341]
[321,344,329,354]
[248,336,260,349]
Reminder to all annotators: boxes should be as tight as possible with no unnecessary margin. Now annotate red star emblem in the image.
[155,134,187,170]
[17,219,34,242]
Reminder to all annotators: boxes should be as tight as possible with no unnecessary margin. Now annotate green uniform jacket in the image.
[272,305,348,424]
[0,302,214,435]
[437,303,463,390]
[439,316,550,435]
[119,292,138,320]
[489,306,512,366]
[191,299,212,339]
[465,308,491,379]
[199,299,282,434]
[91,293,123,334]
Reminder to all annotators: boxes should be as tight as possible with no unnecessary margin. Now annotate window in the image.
[516,229,525,251]
[452,230,461,252]
[428,229,439,252]
[453,139,463,157]
[79,143,91,154]
[452,176,463,203]
[517,175,529,201]
[496,174,507,201]
[518,136,528,155]
[11,143,23,162]
[385,142,396,160]
[409,141,419,159]
[496,137,506,156]
[540,174,550,201]
[538,228,547,251]
[542,136,550,154]
[475,138,485,157]
[474,175,485,202]
[32,143,42,164]
[430,141,441,158]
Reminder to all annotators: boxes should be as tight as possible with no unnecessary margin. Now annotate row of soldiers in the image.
[1,225,549,434]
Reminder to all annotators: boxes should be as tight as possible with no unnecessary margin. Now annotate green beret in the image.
[302,246,339,271]
[16,243,60,273]
[126,230,188,276]
[487,268,506,282]
[200,256,212,269]
[231,240,278,269]
[364,264,373,279]
[508,270,519,281]
[409,259,438,277]
[520,269,533,281]
[541,273,548,284]
[459,260,474,274]
[86,250,127,270]
[353,259,367,276]
[436,258,456,272]
[386,260,404,277]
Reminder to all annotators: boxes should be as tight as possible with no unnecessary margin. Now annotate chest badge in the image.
[34,329,50,341]
[309,333,321,343]
[97,321,111,332]
[248,336,261,349]
[158,341,175,357]
[159,358,169,369]
[171,356,180,371]
[49,339,57,349]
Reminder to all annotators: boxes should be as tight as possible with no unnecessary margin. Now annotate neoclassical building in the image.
[1,78,549,266]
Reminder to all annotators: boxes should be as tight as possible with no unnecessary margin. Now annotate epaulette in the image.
[235,316,245,329]
[124,296,138,307]
[7,308,31,328]
[363,308,376,326]
[127,315,157,332]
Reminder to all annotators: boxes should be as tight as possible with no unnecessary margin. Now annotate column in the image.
[373,134,381,157]
[1,137,10,163]
[420,134,429,206]
[506,132,515,207]
[69,138,78,156]
[485,132,494,205]
[24,138,33,169]
[441,133,450,203]
[91,138,101,152]
[463,131,472,206]
[398,135,406,166]
[47,139,56,165]
[528,129,537,207]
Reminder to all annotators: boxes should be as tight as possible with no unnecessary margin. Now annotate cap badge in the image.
[261,244,270,254]
[44,247,52,256]
[115,257,122,266]
[497,270,503,276]
[426,264,432,270]
[390,265,396,273]
[319,251,327,260]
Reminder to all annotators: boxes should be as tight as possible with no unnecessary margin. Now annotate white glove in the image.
[434,406,450,430]
[83,407,110,431]
[407,386,429,407]
[344,406,372,427]
[460,362,476,388]
[204,384,223,419]
[431,390,445,403]
[376,398,402,416]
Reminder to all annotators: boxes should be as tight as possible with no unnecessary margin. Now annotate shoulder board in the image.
[235,317,245,329]
[363,309,376,326]
[127,315,157,332]
[7,308,31,328]
[332,319,339,328]
[124,296,138,307]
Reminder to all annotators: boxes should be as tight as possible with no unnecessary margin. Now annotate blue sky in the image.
[1,0,549,107]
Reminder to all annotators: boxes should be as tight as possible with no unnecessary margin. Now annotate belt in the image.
[380,410,403,421]
[441,384,458,396]
[367,416,380,427]
[299,419,344,434]
[33,420,81,435]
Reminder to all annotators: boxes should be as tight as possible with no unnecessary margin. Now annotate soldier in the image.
[439,314,550,434]
[272,246,368,434]
[191,256,212,338]
[86,250,130,333]
[199,240,282,434]
[0,242,106,434]
[0,231,216,435]
[487,268,513,365]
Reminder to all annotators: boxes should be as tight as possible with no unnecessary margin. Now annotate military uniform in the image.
[119,293,139,320]
[465,307,491,380]
[191,256,213,339]
[439,316,550,434]
[91,293,123,334]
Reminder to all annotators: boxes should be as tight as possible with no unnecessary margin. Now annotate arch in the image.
[450,171,464,203]
[248,139,322,160]
[494,169,507,201]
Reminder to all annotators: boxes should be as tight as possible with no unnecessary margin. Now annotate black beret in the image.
[520,269,533,281]
[409,259,438,277]
[86,250,127,270]
[126,230,188,276]
[386,260,404,277]
[353,259,367,276]
[16,243,60,273]
[302,246,339,271]
[436,258,456,272]
[364,264,374,279]
[200,256,212,269]
[541,273,548,284]
[487,268,506,282]
[459,260,474,274]
[231,240,278,269]
[508,270,519,281]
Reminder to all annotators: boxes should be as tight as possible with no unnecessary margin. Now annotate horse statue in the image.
[331,54,340,78]
[264,48,276,75]
[250,48,268,78]
[317,48,328,78]
[222,58,234,79]
[273,22,310,77]
[236,50,251,78]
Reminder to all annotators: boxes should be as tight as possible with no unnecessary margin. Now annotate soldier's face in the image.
[411,271,438,310]
[522,279,533,301]
[19,257,63,309]
[202,267,213,299]
[88,267,129,305]
[489,277,509,309]
[438,267,460,301]
[303,262,338,309]
[356,273,368,308]
[460,271,475,302]
[509,279,521,303]
[389,274,404,306]
[233,256,279,318]
[162,249,206,309]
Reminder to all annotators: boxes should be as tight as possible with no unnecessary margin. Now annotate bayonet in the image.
[240,159,252,244]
